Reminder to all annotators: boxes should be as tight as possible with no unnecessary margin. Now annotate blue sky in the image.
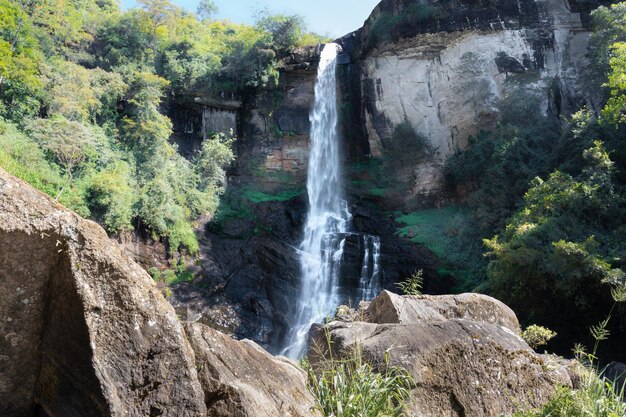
[120,0,380,38]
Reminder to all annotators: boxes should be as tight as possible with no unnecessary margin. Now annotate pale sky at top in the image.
[120,0,381,38]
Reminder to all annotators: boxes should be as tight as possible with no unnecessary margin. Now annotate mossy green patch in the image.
[395,205,487,292]
[368,187,387,197]
[243,187,304,203]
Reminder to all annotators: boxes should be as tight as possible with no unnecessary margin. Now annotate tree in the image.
[137,0,180,27]
[121,71,172,159]
[43,59,126,123]
[196,0,217,21]
[0,0,42,121]
[485,141,625,354]
[587,4,626,98]
[255,10,305,54]
[602,42,626,124]
[93,10,157,70]
[88,160,136,232]
[25,116,97,199]
[193,131,235,212]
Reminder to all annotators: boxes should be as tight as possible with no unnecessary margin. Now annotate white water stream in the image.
[359,235,381,301]
[281,44,382,358]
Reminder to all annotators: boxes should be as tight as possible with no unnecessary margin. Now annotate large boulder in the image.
[0,168,314,417]
[186,323,315,417]
[309,292,574,417]
[0,169,206,417]
[367,290,521,333]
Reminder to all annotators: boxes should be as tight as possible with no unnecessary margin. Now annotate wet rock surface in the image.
[169,193,437,353]
[309,291,575,417]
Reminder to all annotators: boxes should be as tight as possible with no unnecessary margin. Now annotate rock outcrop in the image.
[309,291,574,417]
[186,323,314,417]
[0,168,314,417]
[367,290,521,332]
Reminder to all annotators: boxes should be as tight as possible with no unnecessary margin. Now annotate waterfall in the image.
[359,235,381,300]
[281,43,351,358]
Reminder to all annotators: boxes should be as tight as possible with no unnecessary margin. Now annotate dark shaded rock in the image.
[282,45,322,70]
[276,107,311,135]
[495,52,527,73]
[170,196,307,353]
[185,323,315,417]
[602,361,626,391]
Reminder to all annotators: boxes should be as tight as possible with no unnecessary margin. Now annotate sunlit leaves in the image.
[602,42,626,124]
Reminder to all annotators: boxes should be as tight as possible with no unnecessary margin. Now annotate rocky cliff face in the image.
[0,168,315,417]
[335,0,597,203]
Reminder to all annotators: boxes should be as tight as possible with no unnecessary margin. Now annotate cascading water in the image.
[359,235,382,300]
[281,44,386,358]
[281,43,351,358]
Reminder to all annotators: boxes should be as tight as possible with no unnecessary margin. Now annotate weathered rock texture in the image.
[335,0,596,202]
[0,169,206,417]
[310,291,574,417]
[0,168,314,417]
[186,322,315,417]
[367,290,521,332]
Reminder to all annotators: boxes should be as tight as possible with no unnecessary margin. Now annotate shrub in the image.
[515,377,625,417]
[521,325,557,350]
[367,4,446,47]
[395,206,487,291]
[386,120,429,165]
[515,290,626,417]
[0,119,64,198]
[368,12,395,46]
[396,270,424,296]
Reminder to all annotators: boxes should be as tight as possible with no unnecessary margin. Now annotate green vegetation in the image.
[516,379,625,417]
[0,0,323,256]
[395,270,424,296]
[395,206,486,291]
[442,3,626,358]
[307,345,413,417]
[149,260,195,286]
[386,120,428,163]
[368,2,446,47]
[348,158,393,198]
[516,284,626,416]
[521,325,557,350]
[243,187,304,203]
[208,180,303,237]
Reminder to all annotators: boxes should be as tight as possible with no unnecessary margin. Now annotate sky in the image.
[120,0,381,38]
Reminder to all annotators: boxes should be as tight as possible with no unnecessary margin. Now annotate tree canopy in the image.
[0,0,325,255]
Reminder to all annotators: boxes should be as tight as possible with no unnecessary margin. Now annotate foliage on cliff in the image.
[0,0,323,254]
[444,3,626,359]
